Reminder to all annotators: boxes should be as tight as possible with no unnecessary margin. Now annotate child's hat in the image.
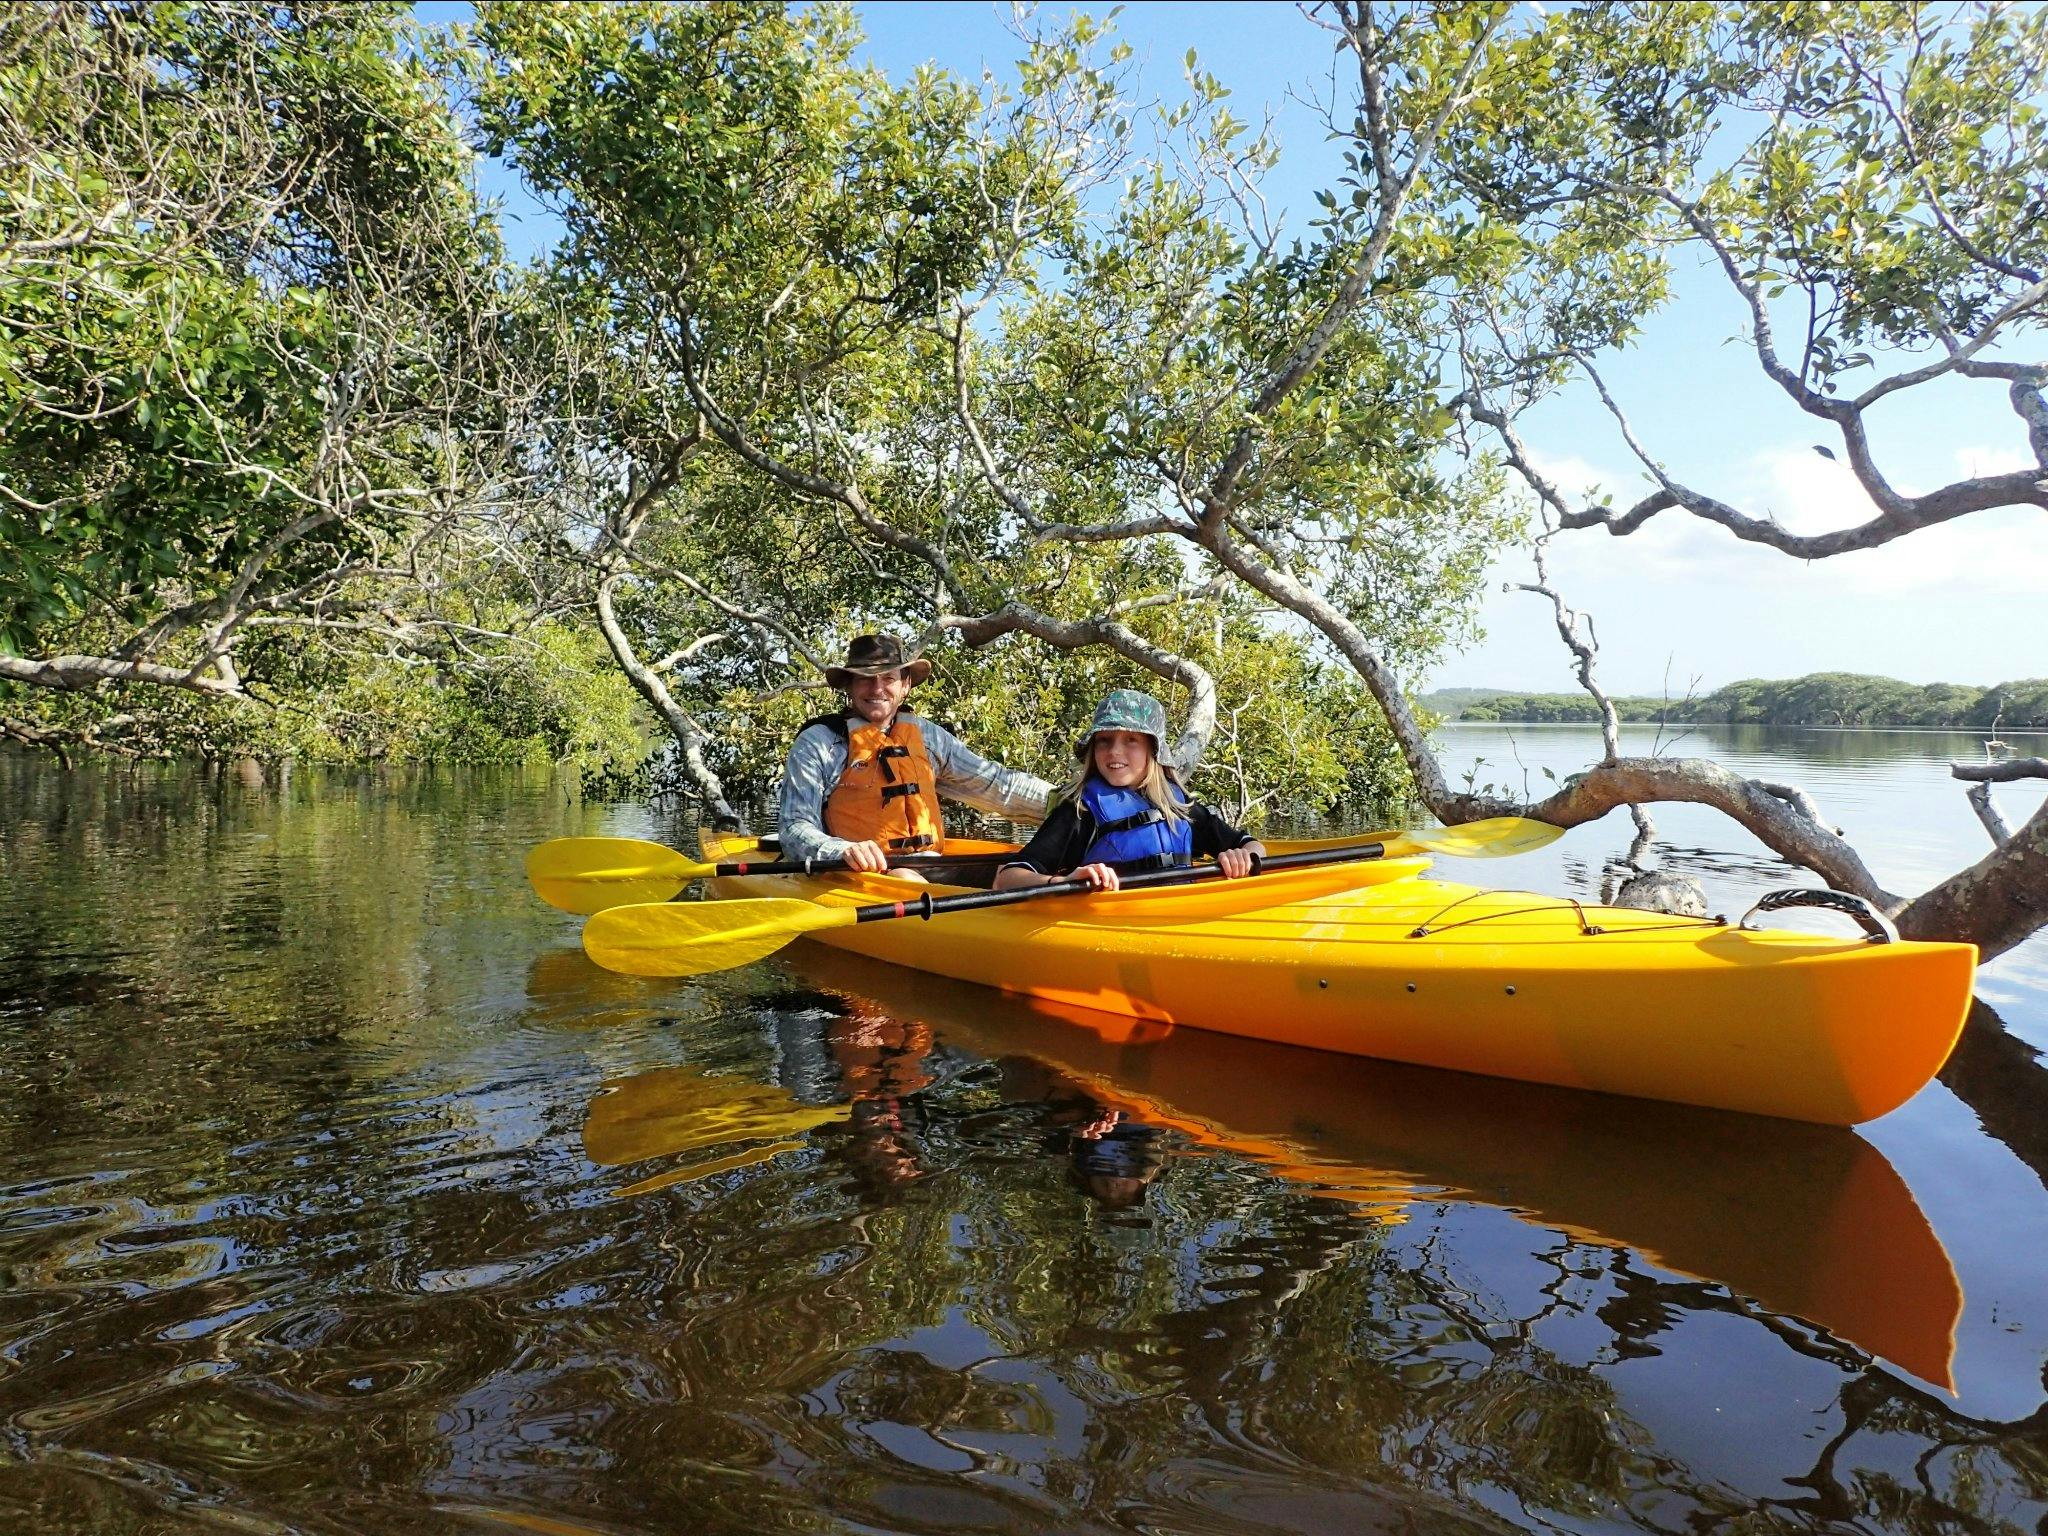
[1074,689,1170,761]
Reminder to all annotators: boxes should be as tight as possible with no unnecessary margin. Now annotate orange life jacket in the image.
[818,712,945,853]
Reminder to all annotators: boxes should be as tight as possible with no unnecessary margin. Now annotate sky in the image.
[437,1,2047,697]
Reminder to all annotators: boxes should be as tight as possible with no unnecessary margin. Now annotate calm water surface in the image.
[2,726,2045,1535]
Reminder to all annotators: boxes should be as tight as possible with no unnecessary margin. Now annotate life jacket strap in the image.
[1092,807,1165,836]
[880,781,923,803]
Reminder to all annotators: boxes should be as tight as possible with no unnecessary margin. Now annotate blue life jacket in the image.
[1079,778,1194,872]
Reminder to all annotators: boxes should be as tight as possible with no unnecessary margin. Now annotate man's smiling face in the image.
[846,668,910,724]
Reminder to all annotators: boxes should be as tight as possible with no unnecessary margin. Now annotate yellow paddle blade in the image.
[1273,816,1563,860]
[525,836,705,915]
[1401,816,1565,860]
[1267,827,1405,855]
[583,897,857,978]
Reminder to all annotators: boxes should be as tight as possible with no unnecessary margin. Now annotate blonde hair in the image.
[1062,743,1189,824]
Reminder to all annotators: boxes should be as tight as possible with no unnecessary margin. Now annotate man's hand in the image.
[1216,843,1265,880]
[840,840,891,873]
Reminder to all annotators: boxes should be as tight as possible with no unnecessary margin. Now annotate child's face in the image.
[1091,730,1153,788]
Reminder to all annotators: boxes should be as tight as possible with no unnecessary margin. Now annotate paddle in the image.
[525,835,1012,915]
[583,818,1563,979]
[531,815,1562,916]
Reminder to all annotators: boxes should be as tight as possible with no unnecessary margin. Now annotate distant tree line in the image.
[1437,674,2048,730]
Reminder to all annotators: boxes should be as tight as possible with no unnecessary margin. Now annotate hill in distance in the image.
[1421,673,2048,730]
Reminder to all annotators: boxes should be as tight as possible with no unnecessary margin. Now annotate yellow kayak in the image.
[696,829,1976,1127]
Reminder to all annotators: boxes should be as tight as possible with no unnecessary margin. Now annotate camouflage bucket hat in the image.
[1074,689,1171,762]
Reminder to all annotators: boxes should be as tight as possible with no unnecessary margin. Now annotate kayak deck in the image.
[697,832,1975,1126]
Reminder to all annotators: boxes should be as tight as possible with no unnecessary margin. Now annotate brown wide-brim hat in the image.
[823,633,932,689]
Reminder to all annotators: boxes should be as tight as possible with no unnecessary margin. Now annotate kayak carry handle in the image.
[1738,888,1899,945]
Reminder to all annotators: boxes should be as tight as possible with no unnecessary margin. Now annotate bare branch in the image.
[1952,758,2048,784]
[1756,781,1842,834]
[1201,1,1506,522]
[938,600,1219,770]
[1852,280,2048,409]
[1966,782,2015,846]
[592,571,740,824]
[1510,519,1657,849]
[0,652,245,698]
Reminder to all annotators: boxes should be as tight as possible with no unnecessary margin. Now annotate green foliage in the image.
[26,0,2033,829]
[465,2,1450,818]
[468,1,1030,409]
[1454,694,1639,725]
[0,2,645,773]
[1719,1,2048,362]
[1970,680,2048,732]
[0,616,650,771]
[0,2,477,652]
[1700,673,2048,730]
[1444,2,2048,389]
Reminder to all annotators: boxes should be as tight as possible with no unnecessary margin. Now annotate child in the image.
[993,690,1266,893]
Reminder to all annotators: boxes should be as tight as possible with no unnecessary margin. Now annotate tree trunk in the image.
[1898,796,2048,961]
[593,574,742,827]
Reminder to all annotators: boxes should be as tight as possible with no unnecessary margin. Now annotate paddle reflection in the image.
[569,980,945,1197]
[782,945,1962,1391]
[581,1062,849,1198]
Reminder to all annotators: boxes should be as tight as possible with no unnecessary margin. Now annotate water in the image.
[0,729,2044,1535]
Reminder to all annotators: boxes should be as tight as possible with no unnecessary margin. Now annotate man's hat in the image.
[824,634,932,689]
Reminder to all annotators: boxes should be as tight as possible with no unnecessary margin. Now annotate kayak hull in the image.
[698,832,1975,1126]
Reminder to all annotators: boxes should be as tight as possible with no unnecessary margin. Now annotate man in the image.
[778,634,1052,873]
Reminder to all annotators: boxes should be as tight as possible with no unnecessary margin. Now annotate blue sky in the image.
[433,1,2046,696]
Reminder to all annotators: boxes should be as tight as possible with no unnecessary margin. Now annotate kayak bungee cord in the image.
[1405,890,1730,939]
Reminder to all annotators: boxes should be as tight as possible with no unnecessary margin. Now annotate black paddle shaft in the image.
[848,841,1389,924]
[712,851,1015,878]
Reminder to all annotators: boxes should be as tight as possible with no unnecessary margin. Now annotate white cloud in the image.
[1955,444,2033,480]
[1734,442,2048,597]
[1452,439,2048,691]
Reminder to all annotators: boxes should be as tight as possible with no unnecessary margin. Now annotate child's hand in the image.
[1072,862,1121,892]
[1216,843,1265,879]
